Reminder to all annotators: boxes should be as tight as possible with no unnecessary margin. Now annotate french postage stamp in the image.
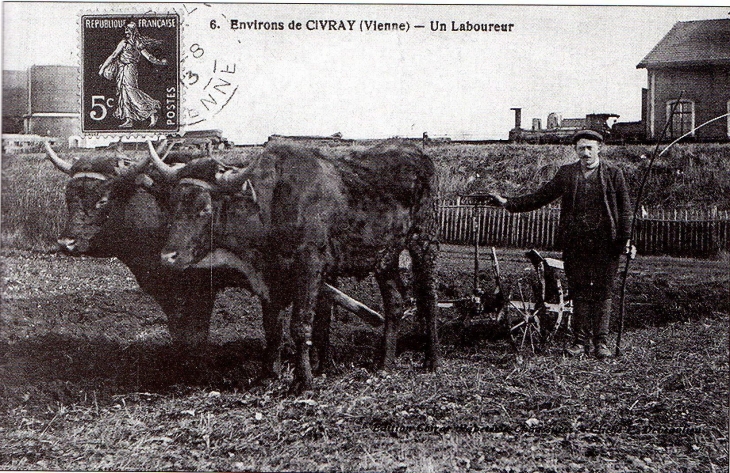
[81,13,180,134]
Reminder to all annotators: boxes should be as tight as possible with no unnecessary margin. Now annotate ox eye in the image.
[95,196,109,209]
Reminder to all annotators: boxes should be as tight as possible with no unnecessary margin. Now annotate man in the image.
[490,130,632,358]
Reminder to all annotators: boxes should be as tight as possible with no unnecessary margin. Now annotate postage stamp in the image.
[81,13,180,134]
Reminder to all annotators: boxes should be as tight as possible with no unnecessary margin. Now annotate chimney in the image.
[510,108,522,129]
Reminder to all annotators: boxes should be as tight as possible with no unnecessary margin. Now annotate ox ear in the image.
[114,158,133,174]
[134,173,155,188]
[113,153,151,177]
[215,167,233,185]
[241,179,257,203]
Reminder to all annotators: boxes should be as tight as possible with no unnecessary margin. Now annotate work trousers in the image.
[572,299,612,348]
[563,230,620,348]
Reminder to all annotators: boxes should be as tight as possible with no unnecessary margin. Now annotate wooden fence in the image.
[438,205,730,258]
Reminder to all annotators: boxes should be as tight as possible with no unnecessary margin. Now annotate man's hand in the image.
[624,239,637,259]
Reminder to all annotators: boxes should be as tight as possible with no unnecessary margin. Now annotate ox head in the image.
[45,141,158,255]
[147,142,258,269]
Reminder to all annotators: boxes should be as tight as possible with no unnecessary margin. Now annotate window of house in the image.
[666,99,694,139]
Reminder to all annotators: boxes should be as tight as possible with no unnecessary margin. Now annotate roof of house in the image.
[637,19,730,68]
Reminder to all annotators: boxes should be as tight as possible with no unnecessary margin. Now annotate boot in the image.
[594,299,612,359]
[565,299,590,357]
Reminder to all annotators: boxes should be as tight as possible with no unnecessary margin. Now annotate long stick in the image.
[655,112,730,160]
[473,205,480,292]
[615,92,682,357]
[615,105,730,355]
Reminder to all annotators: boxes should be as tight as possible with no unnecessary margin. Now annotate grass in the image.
[2,141,728,469]
[1,153,67,252]
[425,142,730,208]
[3,142,730,252]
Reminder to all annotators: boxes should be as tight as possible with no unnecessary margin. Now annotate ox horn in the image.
[215,158,257,191]
[147,140,181,180]
[154,139,173,160]
[44,141,73,174]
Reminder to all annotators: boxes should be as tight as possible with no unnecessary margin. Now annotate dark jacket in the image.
[505,160,632,251]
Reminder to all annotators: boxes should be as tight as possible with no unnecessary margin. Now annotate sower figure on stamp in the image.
[99,21,168,128]
[490,130,632,358]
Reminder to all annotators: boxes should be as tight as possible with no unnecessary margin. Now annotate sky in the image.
[2,2,728,143]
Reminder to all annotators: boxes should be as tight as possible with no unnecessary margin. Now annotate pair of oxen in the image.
[45,139,440,392]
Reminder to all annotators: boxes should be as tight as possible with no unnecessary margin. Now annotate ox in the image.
[148,139,440,392]
[44,142,268,352]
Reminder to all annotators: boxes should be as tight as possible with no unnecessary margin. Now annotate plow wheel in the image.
[504,281,544,355]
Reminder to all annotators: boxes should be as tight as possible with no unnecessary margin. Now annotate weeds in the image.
[1,154,67,251]
[3,143,730,251]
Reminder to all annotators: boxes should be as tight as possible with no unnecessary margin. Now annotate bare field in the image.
[0,245,728,471]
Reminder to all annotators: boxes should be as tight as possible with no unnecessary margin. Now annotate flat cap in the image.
[572,129,603,144]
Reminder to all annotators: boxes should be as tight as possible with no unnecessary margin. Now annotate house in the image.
[2,70,28,134]
[2,66,81,145]
[23,65,81,138]
[637,19,730,141]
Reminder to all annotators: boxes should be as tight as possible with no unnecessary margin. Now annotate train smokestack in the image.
[510,107,522,129]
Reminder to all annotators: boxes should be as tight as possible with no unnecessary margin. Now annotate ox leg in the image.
[312,287,333,376]
[260,292,290,380]
[165,295,214,350]
[376,273,403,370]
[376,267,404,371]
[410,240,440,372]
[145,280,213,351]
[168,294,214,380]
[133,269,212,350]
[145,284,214,382]
[290,252,325,393]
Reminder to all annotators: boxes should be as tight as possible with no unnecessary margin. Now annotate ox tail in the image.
[407,149,440,371]
[411,149,440,247]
